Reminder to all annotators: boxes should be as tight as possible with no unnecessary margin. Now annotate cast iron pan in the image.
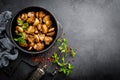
[6,6,62,54]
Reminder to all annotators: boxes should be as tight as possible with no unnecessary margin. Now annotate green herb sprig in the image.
[14,32,26,45]
[52,52,74,76]
[52,38,76,76]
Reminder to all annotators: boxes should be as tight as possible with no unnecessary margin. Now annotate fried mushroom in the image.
[16,26,23,32]
[33,42,44,51]
[39,11,46,18]
[27,17,35,24]
[44,36,53,45]
[28,12,35,18]
[46,31,55,36]
[41,24,48,34]
[26,26,35,34]
[33,18,40,26]
[38,34,45,41]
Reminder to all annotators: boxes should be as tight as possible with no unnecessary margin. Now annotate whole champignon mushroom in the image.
[34,34,40,43]
[28,42,34,50]
[39,11,46,18]
[27,17,35,24]
[48,27,55,32]
[17,16,21,20]
[46,31,55,36]
[36,12,39,18]
[33,42,44,51]
[19,42,28,47]
[26,26,35,34]
[33,18,40,26]
[44,36,53,45]
[38,34,45,41]
[28,46,32,50]
[43,15,50,22]
[41,24,48,34]
[15,30,18,34]
[27,35,34,43]
[29,42,34,47]
[39,18,42,24]
[16,26,23,33]
[37,24,42,31]
[45,20,52,27]
[21,13,28,21]
[28,12,35,18]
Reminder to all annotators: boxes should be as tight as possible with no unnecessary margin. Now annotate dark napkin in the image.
[0,11,18,68]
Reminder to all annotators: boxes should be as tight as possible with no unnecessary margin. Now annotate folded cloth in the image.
[0,11,18,68]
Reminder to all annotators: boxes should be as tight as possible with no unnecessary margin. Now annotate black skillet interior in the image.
[10,7,58,54]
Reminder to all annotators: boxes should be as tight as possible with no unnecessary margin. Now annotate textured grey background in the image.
[0,0,120,80]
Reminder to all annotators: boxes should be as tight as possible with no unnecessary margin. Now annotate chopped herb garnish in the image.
[14,32,27,45]
[58,38,68,53]
[14,37,26,44]
[22,22,29,30]
[52,38,76,76]
[52,51,74,76]
[70,48,76,57]
[17,20,24,26]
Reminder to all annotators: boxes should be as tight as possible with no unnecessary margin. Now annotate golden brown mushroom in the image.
[36,12,39,18]
[34,34,40,43]
[27,17,35,24]
[16,26,23,33]
[39,11,46,18]
[39,18,42,24]
[46,31,55,36]
[17,16,21,20]
[19,42,28,47]
[41,24,48,34]
[38,34,45,41]
[27,35,34,43]
[29,42,34,47]
[26,26,35,34]
[43,15,50,22]
[48,27,55,32]
[44,36,53,45]
[28,46,32,50]
[45,20,52,27]
[33,42,44,51]
[28,12,35,18]
[33,18,40,26]
[15,30,18,34]
[21,13,28,21]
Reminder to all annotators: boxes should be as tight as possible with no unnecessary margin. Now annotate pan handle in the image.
[57,21,63,39]
[5,18,11,39]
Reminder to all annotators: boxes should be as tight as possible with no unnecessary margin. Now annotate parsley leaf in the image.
[14,32,27,45]
[17,20,24,26]
[58,38,68,53]
[70,49,76,57]
[22,22,29,30]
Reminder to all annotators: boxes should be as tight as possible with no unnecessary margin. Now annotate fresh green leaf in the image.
[58,38,68,53]
[70,49,76,57]
[22,22,29,30]
[61,50,66,53]
[66,70,71,76]
[68,63,74,69]
[24,22,29,27]
[17,20,24,26]
[52,52,59,63]
[62,57,65,63]
[57,38,62,42]
[14,36,26,45]
[20,39,27,44]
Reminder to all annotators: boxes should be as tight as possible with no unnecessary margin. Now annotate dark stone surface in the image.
[1,0,120,80]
